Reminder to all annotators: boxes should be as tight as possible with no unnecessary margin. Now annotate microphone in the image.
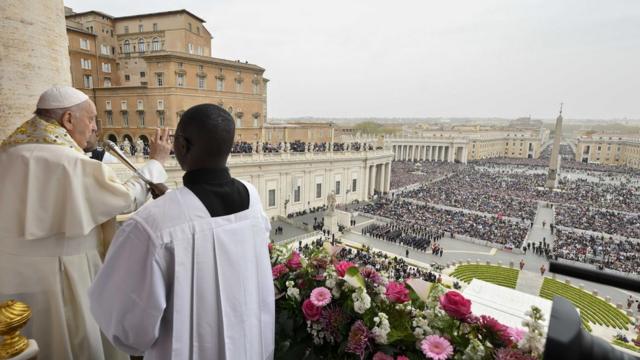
[104,140,153,185]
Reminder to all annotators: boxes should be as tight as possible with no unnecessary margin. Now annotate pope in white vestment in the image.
[89,103,275,360]
[0,86,169,360]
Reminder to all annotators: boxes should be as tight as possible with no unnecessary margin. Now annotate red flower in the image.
[272,264,288,279]
[479,315,511,345]
[286,251,302,270]
[385,281,410,303]
[335,261,356,277]
[268,242,273,252]
[439,291,472,321]
[302,299,322,321]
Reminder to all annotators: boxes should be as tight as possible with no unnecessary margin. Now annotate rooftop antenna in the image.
[559,102,563,116]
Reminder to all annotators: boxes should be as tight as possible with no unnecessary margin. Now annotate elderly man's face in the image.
[65,100,98,149]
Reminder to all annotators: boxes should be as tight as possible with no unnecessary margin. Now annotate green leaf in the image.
[344,266,366,289]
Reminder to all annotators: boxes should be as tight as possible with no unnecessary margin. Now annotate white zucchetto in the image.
[36,86,89,109]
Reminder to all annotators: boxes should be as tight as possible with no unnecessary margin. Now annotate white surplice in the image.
[89,183,275,360]
[0,143,167,360]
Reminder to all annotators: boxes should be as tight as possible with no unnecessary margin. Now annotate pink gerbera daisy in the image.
[421,335,454,360]
[310,286,332,307]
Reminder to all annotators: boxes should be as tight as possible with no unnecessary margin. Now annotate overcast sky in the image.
[65,0,640,120]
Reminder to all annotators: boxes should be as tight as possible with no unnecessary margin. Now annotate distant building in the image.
[65,8,268,145]
[575,132,640,168]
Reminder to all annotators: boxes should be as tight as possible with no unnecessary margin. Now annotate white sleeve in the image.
[121,159,168,212]
[89,219,167,356]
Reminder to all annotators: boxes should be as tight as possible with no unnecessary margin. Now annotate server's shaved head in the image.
[174,104,235,170]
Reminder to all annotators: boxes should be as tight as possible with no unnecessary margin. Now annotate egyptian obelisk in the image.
[545,104,564,190]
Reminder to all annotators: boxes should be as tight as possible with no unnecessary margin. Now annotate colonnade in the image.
[366,162,391,197]
[391,144,467,163]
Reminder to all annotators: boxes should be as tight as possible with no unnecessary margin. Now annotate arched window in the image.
[123,40,130,53]
[151,37,161,51]
[107,134,118,143]
[138,38,145,53]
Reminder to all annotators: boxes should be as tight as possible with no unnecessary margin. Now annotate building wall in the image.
[1,0,72,141]
[575,134,640,168]
[110,150,394,218]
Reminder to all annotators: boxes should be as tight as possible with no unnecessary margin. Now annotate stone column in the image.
[385,162,391,192]
[1,0,72,141]
[427,146,432,161]
[369,164,377,196]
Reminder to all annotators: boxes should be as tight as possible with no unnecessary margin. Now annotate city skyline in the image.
[64,0,640,120]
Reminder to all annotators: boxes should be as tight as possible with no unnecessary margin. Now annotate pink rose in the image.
[310,287,332,307]
[271,264,288,279]
[385,281,410,303]
[286,251,302,270]
[439,291,472,321]
[335,261,356,277]
[372,352,394,360]
[302,299,322,321]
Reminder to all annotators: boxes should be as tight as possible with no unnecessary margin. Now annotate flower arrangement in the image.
[271,242,545,360]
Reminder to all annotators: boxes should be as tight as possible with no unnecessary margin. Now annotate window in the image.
[83,75,93,88]
[103,78,111,87]
[80,58,91,69]
[100,44,110,55]
[316,183,322,199]
[253,116,258,127]
[122,112,129,127]
[268,189,276,208]
[138,24,143,32]
[197,47,203,56]
[120,101,127,110]
[136,100,144,111]
[293,179,301,203]
[235,118,241,128]
[138,112,145,127]
[124,26,129,34]
[158,112,165,127]
[177,74,185,87]
[140,71,146,78]
[106,112,113,126]
[236,80,242,92]
[187,43,194,54]
[80,38,90,50]
[156,73,164,86]
[123,40,130,53]
[178,62,183,69]
[188,23,192,32]
[352,179,357,192]
[198,76,205,89]
[335,181,341,195]
[253,82,259,94]
[196,26,200,35]
[216,78,224,91]
[124,74,130,81]
[138,38,145,52]
[157,100,164,110]
[153,23,158,31]
[102,63,111,73]
[151,37,161,51]
[198,65,204,72]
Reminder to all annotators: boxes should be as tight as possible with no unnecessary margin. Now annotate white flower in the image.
[462,339,485,360]
[352,288,371,314]
[285,280,294,288]
[332,286,341,299]
[371,312,391,344]
[325,277,336,289]
[286,287,300,301]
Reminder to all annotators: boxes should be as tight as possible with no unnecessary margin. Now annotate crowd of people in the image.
[226,140,376,154]
[300,241,440,283]
[357,199,529,249]
[473,157,640,176]
[555,205,640,239]
[361,223,444,252]
[552,229,640,275]
[389,161,464,190]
